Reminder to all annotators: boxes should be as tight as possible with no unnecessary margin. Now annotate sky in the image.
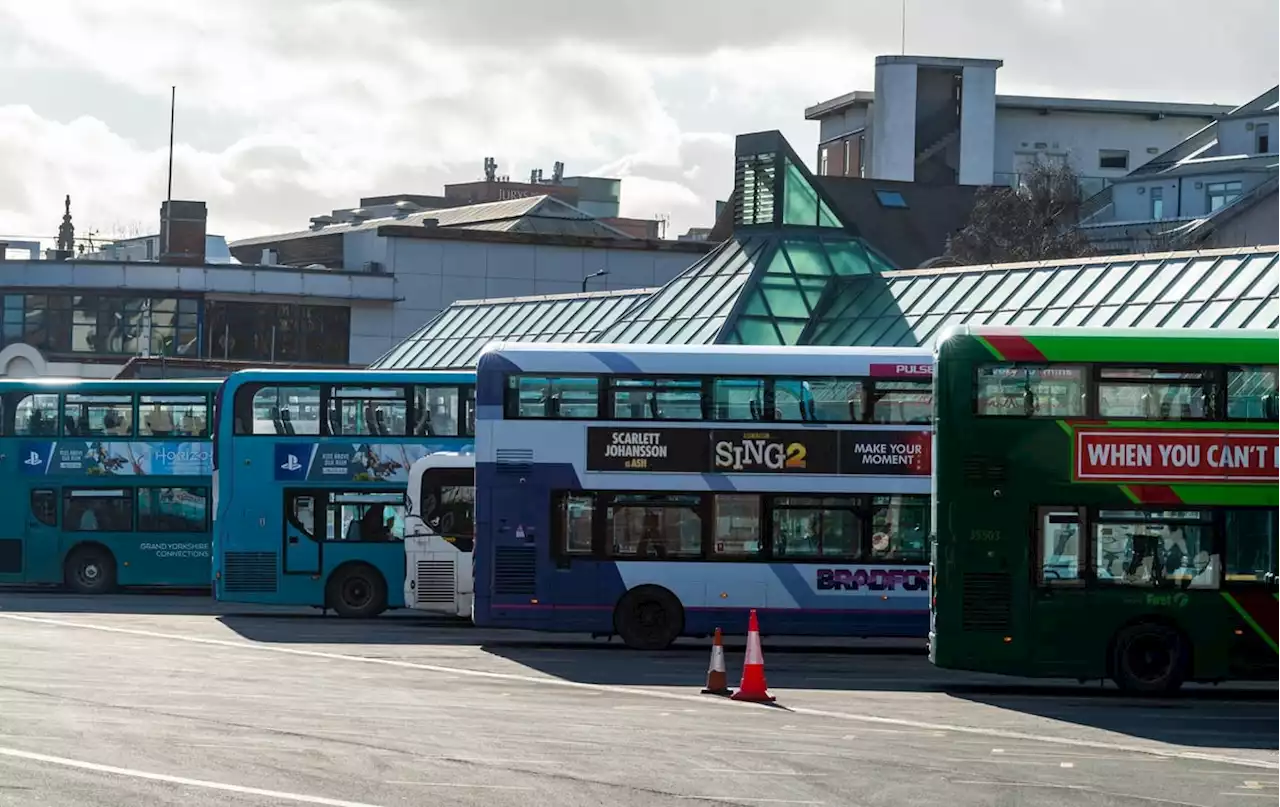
[0,0,1275,246]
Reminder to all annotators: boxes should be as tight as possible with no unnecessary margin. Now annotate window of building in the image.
[63,394,133,437]
[606,493,702,558]
[1206,181,1243,212]
[64,489,133,532]
[609,378,703,420]
[204,301,350,364]
[327,386,407,436]
[1257,123,1271,154]
[866,381,931,424]
[30,489,57,527]
[12,393,59,435]
[506,376,598,418]
[771,496,861,559]
[1149,186,1164,219]
[139,395,208,437]
[1098,149,1130,170]
[774,378,860,422]
[1094,509,1216,588]
[328,492,405,543]
[870,495,929,562]
[711,378,767,421]
[137,487,208,532]
[245,385,322,435]
[1037,508,1084,584]
[975,365,1088,417]
[874,189,908,208]
[1225,509,1277,582]
[1097,368,1211,420]
[1227,366,1278,420]
[712,494,762,557]
[557,492,595,555]
[819,147,830,176]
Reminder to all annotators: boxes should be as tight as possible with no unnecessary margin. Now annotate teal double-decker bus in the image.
[212,369,475,617]
[0,378,217,593]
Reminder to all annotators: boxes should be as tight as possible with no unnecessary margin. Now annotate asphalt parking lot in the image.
[0,593,1275,806]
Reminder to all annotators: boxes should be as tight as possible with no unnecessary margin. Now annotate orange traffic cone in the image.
[701,627,732,696]
[731,609,775,703]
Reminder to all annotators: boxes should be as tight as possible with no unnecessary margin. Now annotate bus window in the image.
[139,395,208,437]
[1097,368,1211,421]
[975,366,1087,417]
[30,489,57,527]
[1094,510,1217,588]
[609,378,702,420]
[1036,507,1084,584]
[248,385,321,435]
[329,386,407,436]
[64,489,133,532]
[606,493,701,558]
[1225,510,1277,582]
[13,393,58,435]
[712,494,762,557]
[556,493,595,555]
[64,394,133,437]
[869,495,929,562]
[329,493,404,543]
[1227,367,1278,420]
[137,487,208,532]
[772,496,861,559]
[412,386,461,436]
[711,378,764,421]
[869,381,931,424]
[419,469,474,538]
[774,379,859,423]
[507,376,598,419]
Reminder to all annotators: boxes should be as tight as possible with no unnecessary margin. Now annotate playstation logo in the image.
[23,451,42,467]
[280,454,302,471]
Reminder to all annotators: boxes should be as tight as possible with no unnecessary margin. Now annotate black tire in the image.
[64,546,117,594]
[326,565,388,618]
[614,586,683,650]
[1112,622,1187,694]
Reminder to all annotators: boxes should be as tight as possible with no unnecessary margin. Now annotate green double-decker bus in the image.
[930,326,1277,693]
[0,378,217,593]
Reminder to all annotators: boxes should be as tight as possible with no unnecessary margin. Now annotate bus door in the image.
[282,489,322,575]
[1031,506,1088,668]
[20,488,61,581]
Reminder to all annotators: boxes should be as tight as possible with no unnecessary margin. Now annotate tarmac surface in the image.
[0,592,1275,806]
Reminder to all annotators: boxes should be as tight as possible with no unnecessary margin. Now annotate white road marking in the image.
[952,781,1085,789]
[0,746,388,807]
[1061,762,1074,768]
[678,798,824,805]
[1218,795,1274,799]
[1,612,1275,772]
[384,781,533,790]
[699,770,826,777]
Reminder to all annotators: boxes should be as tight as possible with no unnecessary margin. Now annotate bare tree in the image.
[946,162,1096,265]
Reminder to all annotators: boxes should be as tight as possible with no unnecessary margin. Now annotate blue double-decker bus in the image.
[473,342,935,648]
[211,369,475,617]
[0,378,217,593]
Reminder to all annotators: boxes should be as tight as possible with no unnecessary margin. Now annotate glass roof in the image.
[369,288,653,370]
[806,249,1279,348]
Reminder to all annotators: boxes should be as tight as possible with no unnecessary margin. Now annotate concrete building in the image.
[1079,87,1279,253]
[230,194,711,364]
[806,55,1232,196]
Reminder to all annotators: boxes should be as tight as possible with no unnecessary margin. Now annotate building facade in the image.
[806,55,1232,196]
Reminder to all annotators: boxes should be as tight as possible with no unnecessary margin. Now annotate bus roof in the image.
[479,342,933,377]
[0,378,220,392]
[219,368,475,388]
[936,325,1278,364]
[941,326,1278,342]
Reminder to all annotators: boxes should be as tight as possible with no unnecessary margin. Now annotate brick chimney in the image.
[159,200,207,265]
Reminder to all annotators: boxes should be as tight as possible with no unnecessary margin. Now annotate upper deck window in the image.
[774,378,860,422]
[975,365,1088,417]
[1098,367,1211,421]
[609,378,702,420]
[711,377,765,421]
[867,381,931,424]
[1227,366,1278,420]
[9,393,59,436]
[506,376,598,419]
[413,385,473,436]
[139,395,209,437]
[64,394,133,437]
[242,385,322,435]
[328,386,407,437]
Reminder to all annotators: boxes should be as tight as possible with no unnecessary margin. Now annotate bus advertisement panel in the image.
[0,379,217,592]
[473,342,934,649]
[929,326,1279,692]
[211,370,475,617]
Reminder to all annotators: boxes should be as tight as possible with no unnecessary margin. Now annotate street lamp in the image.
[582,269,609,293]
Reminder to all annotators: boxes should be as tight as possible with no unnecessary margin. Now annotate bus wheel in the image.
[64,546,117,595]
[615,586,683,650]
[326,565,387,619]
[1112,623,1187,694]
